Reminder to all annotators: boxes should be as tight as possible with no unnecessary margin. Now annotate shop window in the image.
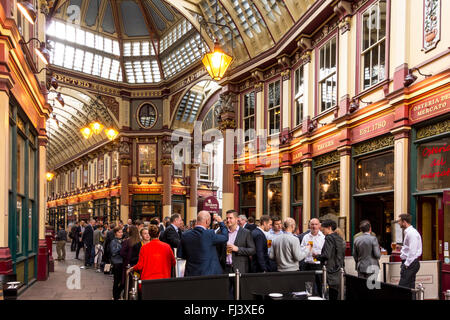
[243,92,255,142]
[316,166,340,220]
[268,81,281,135]
[29,147,35,199]
[362,0,386,90]
[17,135,25,195]
[83,165,88,186]
[98,158,104,182]
[294,66,304,127]
[318,37,337,112]
[293,172,303,203]
[266,180,282,216]
[417,137,450,191]
[356,152,394,192]
[139,144,157,175]
[241,181,256,207]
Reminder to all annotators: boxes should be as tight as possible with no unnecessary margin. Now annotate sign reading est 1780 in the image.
[410,89,450,124]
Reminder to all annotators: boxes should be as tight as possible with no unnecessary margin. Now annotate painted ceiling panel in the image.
[85,0,100,27]
[102,1,116,34]
[151,0,174,21]
[145,1,166,31]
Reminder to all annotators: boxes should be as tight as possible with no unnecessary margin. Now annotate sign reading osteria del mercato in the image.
[417,137,450,191]
[410,89,450,124]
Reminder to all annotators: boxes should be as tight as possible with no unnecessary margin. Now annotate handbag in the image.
[104,263,111,274]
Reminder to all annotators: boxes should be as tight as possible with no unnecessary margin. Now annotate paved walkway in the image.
[19,242,113,300]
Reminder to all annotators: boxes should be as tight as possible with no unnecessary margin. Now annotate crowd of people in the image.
[54,211,421,300]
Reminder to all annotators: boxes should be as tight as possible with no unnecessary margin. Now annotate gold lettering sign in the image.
[410,90,450,123]
[317,140,334,151]
[359,120,387,137]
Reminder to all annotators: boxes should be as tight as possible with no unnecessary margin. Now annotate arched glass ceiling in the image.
[47,88,116,169]
[174,80,221,124]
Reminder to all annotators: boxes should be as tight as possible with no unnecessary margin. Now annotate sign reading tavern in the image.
[410,89,450,123]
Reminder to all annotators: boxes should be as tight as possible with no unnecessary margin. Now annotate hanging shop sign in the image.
[291,145,307,165]
[351,113,395,144]
[409,88,450,124]
[200,196,220,214]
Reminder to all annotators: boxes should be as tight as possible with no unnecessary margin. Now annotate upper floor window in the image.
[268,81,281,135]
[104,154,111,181]
[174,149,184,177]
[112,152,119,179]
[199,151,212,181]
[98,158,104,182]
[319,37,337,112]
[70,170,75,191]
[294,66,304,127]
[243,92,255,142]
[139,144,157,176]
[362,0,386,90]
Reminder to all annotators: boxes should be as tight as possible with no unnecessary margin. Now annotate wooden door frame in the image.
[417,196,438,260]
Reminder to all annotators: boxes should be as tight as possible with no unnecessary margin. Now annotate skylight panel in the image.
[55,21,66,39]
[54,42,65,66]
[47,21,56,36]
[92,54,102,76]
[95,34,104,51]
[63,45,75,69]
[113,41,120,55]
[76,29,85,46]
[104,38,112,53]
[66,25,75,41]
[83,51,93,74]
[142,41,150,55]
[73,49,84,71]
[101,57,111,78]
[133,42,140,56]
[85,32,95,48]
[123,42,132,56]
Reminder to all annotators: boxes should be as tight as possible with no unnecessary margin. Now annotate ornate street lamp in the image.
[202,40,233,81]
[17,1,37,25]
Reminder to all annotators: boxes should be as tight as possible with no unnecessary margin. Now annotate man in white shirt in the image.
[397,213,422,289]
[300,218,325,271]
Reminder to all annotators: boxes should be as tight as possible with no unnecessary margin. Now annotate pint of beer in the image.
[267,239,272,248]
[226,245,232,255]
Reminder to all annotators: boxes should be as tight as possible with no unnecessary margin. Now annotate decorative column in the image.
[189,164,199,221]
[392,127,411,217]
[255,172,263,220]
[338,146,352,242]
[37,130,49,280]
[218,92,237,215]
[161,139,173,219]
[281,166,292,222]
[119,139,131,223]
[301,159,312,232]
[0,85,12,275]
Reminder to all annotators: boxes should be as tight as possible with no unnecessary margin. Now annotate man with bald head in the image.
[177,211,229,276]
[270,218,309,272]
[300,218,325,271]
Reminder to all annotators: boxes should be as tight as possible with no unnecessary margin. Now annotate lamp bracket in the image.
[410,67,432,78]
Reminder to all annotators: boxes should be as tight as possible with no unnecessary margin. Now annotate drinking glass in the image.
[305,282,313,296]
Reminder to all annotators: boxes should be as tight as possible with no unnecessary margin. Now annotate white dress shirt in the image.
[400,226,422,267]
[301,231,325,264]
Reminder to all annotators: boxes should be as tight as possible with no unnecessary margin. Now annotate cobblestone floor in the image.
[19,242,113,300]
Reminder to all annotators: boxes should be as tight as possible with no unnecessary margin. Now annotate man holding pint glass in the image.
[300,218,325,295]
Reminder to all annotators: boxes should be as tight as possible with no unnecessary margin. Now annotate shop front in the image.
[263,172,282,218]
[93,199,108,222]
[313,151,340,223]
[239,173,256,218]
[291,163,303,229]
[352,135,395,253]
[411,114,450,296]
[132,194,162,222]
[172,195,186,222]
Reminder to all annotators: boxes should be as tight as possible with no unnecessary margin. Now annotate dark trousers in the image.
[304,263,322,296]
[113,263,124,300]
[70,238,77,251]
[328,287,339,300]
[399,259,420,289]
[85,244,93,266]
[75,240,83,259]
[224,265,235,300]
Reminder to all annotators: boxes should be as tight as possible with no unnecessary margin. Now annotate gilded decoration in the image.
[416,119,450,139]
[254,82,264,93]
[353,135,394,156]
[241,173,256,183]
[99,95,119,122]
[293,164,303,175]
[160,158,174,166]
[218,119,236,131]
[423,0,441,52]
[314,151,340,167]
[263,169,283,180]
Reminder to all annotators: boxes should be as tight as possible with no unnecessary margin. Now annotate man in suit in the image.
[178,211,228,277]
[75,220,85,260]
[160,213,183,252]
[353,220,381,279]
[251,215,276,273]
[82,219,95,268]
[221,210,255,274]
[237,213,257,231]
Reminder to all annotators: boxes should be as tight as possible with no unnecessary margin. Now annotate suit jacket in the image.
[159,224,182,251]
[178,223,228,277]
[82,224,94,246]
[353,233,381,274]
[219,227,255,273]
[251,228,275,273]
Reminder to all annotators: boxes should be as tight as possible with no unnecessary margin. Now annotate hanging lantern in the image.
[105,128,119,141]
[201,41,233,81]
[80,126,93,139]
[89,121,104,135]
[17,1,37,25]
[46,172,55,181]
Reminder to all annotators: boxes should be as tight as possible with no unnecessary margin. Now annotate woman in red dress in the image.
[128,225,176,281]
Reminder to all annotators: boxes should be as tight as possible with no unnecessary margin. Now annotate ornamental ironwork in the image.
[417,119,450,140]
[314,151,340,167]
[353,135,394,156]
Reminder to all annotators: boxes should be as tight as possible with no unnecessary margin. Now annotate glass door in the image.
[418,196,438,261]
